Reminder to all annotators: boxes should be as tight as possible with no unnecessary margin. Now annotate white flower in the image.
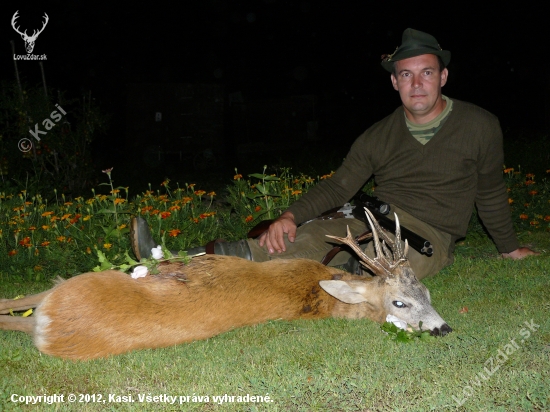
[151,245,164,260]
[131,265,148,279]
[386,314,408,330]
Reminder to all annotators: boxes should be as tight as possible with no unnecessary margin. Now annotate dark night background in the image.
[1,1,548,192]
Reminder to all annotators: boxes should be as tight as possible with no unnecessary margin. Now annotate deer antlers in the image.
[11,11,49,54]
[326,207,409,276]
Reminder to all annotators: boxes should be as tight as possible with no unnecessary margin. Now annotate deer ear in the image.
[319,280,368,304]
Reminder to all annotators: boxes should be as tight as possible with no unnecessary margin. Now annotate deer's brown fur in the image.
[0,209,451,360]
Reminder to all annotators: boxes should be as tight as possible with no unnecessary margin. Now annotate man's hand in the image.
[501,247,539,259]
[258,211,297,254]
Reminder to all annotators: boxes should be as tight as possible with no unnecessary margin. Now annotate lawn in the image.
[1,158,549,411]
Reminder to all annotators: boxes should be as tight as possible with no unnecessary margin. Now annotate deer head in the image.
[11,11,49,54]
[322,208,452,336]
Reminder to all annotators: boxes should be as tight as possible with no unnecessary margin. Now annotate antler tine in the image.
[11,11,26,36]
[362,207,396,248]
[380,240,393,261]
[30,13,49,39]
[363,208,386,262]
[393,213,405,259]
[326,226,386,274]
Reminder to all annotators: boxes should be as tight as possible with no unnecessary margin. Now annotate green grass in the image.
[1,134,549,411]
[1,232,549,411]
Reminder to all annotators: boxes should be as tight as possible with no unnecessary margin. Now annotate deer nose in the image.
[430,323,452,337]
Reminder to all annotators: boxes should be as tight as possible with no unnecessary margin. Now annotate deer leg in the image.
[0,315,36,334]
[0,290,51,314]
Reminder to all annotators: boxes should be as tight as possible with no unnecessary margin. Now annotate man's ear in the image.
[440,68,448,87]
[390,73,398,91]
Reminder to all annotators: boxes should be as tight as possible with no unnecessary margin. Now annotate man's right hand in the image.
[258,211,297,254]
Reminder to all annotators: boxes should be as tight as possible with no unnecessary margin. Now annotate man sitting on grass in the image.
[131,28,538,279]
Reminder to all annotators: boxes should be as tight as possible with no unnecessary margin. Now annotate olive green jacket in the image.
[287,99,519,253]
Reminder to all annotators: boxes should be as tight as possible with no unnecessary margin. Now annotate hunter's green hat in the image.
[381,28,451,72]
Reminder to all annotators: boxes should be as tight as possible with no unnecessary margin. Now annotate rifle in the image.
[352,193,433,256]
[246,194,433,257]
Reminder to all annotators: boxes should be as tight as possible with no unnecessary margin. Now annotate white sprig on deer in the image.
[0,209,450,360]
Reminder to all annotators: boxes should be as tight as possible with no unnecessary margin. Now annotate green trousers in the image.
[247,205,454,280]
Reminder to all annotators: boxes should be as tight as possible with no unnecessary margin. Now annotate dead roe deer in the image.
[0,209,451,360]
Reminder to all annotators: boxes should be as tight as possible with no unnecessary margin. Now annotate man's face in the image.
[390,54,448,124]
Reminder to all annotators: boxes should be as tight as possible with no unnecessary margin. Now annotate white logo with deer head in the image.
[11,10,49,54]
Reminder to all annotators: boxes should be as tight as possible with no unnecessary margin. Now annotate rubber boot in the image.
[130,216,252,261]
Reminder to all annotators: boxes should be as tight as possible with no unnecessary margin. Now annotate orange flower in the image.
[103,243,112,250]
[254,205,262,212]
[28,226,36,231]
[320,172,335,180]
[191,217,199,223]
[544,216,550,222]
[519,214,528,220]
[181,197,193,204]
[530,221,539,226]
[528,190,538,196]
[86,247,92,254]
[525,180,535,186]
[64,201,73,206]
[70,214,82,224]
[503,167,514,174]
[194,190,206,196]
[508,198,514,204]
[207,191,216,197]
[41,225,50,230]
[83,215,91,221]
[169,205,181,211]
[160,211,171,219]
[291,190,302,196]
[168,229,181,237]
[245,215,253,223]
[110,189,120,194]
[141,206,153,214]
[57,236,66,242]
[8,250,17,256]
[234,174,243,180]
[188,183,196,189]
[150,209,160,216]
[60,213,72,221]
[525,173,535,179]
[114,198,126,205]
[19,237,32,248]
[41,241,50,247]
[41,211,54,217]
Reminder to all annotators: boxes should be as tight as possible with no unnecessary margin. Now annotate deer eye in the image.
[393,301,406,308]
